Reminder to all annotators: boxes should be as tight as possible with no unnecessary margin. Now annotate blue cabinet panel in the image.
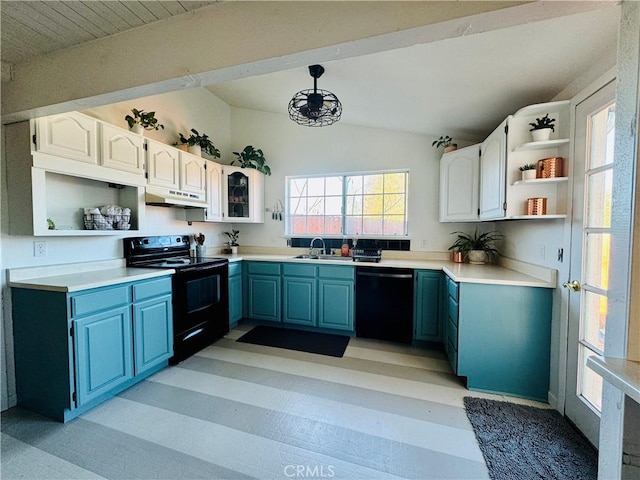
[317,265,354,280]
[283,277,316,326]
[283,263,316,277]
[133,294,173,376]
[228,261,243,277]
[229,274,243,328]
[70,284,130,318]
[414,270,442,342]
[317,279,354,331]
[248,274,281,322]
[74,306,134,406]
[132,277,171,302]
[247,262,281,276]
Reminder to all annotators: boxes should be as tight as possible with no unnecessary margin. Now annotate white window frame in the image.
[285,169,409,238]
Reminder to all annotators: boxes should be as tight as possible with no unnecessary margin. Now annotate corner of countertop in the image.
[498,256,557,287]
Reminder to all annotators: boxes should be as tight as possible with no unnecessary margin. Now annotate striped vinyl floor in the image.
[1,323,547,479]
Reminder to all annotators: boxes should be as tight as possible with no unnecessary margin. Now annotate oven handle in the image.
[357,272,413,279]
[183,328,205,341]
[178,263,228,274]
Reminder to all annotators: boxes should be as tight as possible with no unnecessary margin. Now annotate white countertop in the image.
[587,356,640,404]
[7,259,175,293]
[218,254,555,288]
[7,253,555,292]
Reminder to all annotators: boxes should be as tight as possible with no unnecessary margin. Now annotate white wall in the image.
[230,106,476,250]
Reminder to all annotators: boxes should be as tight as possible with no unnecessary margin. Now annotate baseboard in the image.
[548,391,559,411]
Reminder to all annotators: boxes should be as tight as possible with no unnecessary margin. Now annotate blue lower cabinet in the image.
[248,274,281,322]
[283,277,316,326]
[229,274,243,328]
[74,306,134,405]
[11,275,173,422]
[133,294,173,376]
[413,270,442,343]
[452,279,552,401]
[317,278,354,331]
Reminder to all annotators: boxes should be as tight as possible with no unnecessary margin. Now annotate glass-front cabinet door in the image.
[227,170,250,219]
[221,165,264,223]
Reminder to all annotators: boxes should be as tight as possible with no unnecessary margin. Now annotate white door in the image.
[179,151,206,195]
[564,81,616,446]
[439,144,480,222]
[100,123,145,174]
[35,112,98,164]
[206,161,222,222]
[146,140,179,189]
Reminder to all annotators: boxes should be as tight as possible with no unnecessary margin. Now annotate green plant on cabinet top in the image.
[179,129,221,158]
[124,108,164,131]
[232,145,272,175]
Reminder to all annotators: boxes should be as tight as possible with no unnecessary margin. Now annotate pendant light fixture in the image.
[288,64,342,127]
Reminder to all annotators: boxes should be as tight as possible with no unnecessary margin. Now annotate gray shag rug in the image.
[463,397,597,480]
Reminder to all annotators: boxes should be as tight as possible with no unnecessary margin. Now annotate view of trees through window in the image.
[287,171,408,236]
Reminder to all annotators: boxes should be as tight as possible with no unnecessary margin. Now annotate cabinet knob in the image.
[562,280,581,292]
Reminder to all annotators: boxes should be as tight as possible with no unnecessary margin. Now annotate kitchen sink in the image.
[292,254,353,261]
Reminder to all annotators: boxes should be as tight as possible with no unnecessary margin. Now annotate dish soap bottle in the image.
[341,237,350,257]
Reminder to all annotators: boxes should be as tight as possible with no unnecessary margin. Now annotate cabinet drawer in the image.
[447,317,458,351]
[283,263,316,277]
[228,262,242,277]
[448,295,459,326]
[132,277,172,302]
[447,277,459,301]
[247,262,281,276]
[318,265,354,280]
[70,285,130,318]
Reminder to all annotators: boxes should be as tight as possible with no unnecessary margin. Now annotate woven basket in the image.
[536,157,564,178]
[84,214,131,230]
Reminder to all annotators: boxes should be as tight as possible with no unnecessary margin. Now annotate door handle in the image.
[563,280,581,292]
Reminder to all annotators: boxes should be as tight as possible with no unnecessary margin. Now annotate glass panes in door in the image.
[578,101,615,411]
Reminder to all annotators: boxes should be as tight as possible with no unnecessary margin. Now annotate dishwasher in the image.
[355,266,414,344]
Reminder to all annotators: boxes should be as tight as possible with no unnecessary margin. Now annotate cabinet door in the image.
[146,140,179,188]
[100,123,145,174]
[317,279,354,331]
[414,271,441,342]
[248,274,281,322]
[283,277,316,326]
[73,306,133,406]
[35,112,98,164]
[206,161,223,221]
[439,144,480,222]
[133,294,173,376]
[180,151,206,196]
[480,118,509,220]
[229,274,243,328]
[222,166,264,223]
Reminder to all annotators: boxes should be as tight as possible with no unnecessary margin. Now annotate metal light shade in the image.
[289,65,342,127]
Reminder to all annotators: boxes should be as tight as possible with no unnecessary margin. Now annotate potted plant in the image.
[231,146,272,176]
[223,229,240,254]
[432,135,457,153]
[179,129,221,158]
[448,229,502,265]
[194,232,205,257]
[529,113,555,142]
[124,108,164,135]
[519,163,537,181]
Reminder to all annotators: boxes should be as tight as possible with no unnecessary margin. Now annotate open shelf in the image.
[512,177,568,186]
[514,139,570,152]
[510,214,567,220]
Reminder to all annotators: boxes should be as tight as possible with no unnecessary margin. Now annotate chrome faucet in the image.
[309,237,325,257]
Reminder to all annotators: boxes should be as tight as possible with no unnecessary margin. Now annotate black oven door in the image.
[171,262,229,363]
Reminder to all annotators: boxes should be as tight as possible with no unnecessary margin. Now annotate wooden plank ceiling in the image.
[1,1,218,65]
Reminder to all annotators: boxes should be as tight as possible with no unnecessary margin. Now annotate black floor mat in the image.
[236,325,350,357]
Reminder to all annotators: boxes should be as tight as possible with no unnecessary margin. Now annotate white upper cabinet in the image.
[439,144,480,222]
[479,117,509,220]
[185,160,223,223]
[179,151,206,196]
[35,112,98,164]
[222,166,264,223]
[100,123,145,174]
[146,139,180,189]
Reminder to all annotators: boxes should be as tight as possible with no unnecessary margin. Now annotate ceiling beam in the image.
[1,1,614,124]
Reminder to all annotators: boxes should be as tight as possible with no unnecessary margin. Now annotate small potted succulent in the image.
[124,108,164,135]
[432,135,457,153]
[529,113,555,142]
[223,229,240,254]
[519,163,537,181]
[448,229,502,265]
[232,146,272,175]
[179,129,221,158]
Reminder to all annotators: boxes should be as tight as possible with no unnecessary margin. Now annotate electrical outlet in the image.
[538,244,545,260]
[34,241,47,257]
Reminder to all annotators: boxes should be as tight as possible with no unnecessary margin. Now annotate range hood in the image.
[145,185,207,209]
